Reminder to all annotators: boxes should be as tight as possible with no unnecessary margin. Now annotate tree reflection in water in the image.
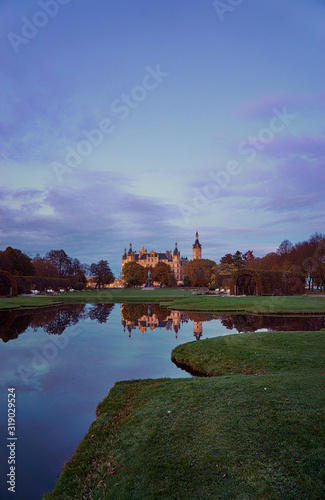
[1,304,325,344]
[0,304,114,342]
[88,304,114,324]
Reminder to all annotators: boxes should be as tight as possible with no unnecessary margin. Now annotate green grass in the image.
[172,330,324,377]
[0,295,61,309]
[1,290,325,315]
[0,289,193,310]
[163,295,325,315]
[43,331,324,499]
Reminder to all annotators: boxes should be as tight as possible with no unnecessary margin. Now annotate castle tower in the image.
[173,242,180,259]
[173,242,181,282]
[193,231,202,260]
[193,321,203,340]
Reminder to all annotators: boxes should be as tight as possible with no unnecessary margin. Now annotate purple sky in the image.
[1,0,324,275]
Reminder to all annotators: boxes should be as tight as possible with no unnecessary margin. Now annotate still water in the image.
[0,303,324,499]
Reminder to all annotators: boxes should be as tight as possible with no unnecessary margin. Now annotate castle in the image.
[121,231,202,283]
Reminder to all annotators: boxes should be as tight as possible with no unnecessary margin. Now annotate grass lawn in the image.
[162,295,325,315]
[0,296,61,310]
[43,330,324,500]
[1,290,325,315]
[0,289,193,310]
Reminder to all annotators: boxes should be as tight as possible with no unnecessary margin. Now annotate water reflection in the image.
[119,304,325,338]
[218,314,325,333]
[120,304,219,340]
[0,304,113,342]
[1,304,325,345]
[0,304,324,500]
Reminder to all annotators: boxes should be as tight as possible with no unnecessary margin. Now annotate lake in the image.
[1,303,324,499]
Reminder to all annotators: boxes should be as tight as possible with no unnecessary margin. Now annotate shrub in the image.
[16,276,32,294]
[25,276,72,292]
[233,270,305,296]
[0,271,18,297]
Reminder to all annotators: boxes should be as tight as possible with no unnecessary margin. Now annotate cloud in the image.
[237,91,325,120]
[0,170,185,273]
[264,134,325,160]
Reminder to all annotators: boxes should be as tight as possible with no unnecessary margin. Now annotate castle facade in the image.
[121,231,202,283]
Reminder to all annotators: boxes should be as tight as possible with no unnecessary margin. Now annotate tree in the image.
[243,250,255,266]
[32,255,59,277]
[0,247,35,276]
[89,260,114,289]
[46,249,71,276]
[220,253,234,266]
[277,239,293,256]
[122,262,147,287]
[233,251,245,270]
[151,262,176,287]
[183,259,216,287]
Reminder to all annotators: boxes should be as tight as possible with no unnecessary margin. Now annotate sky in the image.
[1,0,325,276]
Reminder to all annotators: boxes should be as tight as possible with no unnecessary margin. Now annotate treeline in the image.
[0,247,114,295]
[1,232,324,294]
[249,233,325,291]
[184,233,325,290]
[183,233,325,290]
[120,233,325,290]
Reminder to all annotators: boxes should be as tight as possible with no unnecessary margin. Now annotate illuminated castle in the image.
[121,231,202,283]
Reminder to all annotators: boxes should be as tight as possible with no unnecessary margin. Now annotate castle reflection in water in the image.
[1,303,325,344]
[121,304,203,340]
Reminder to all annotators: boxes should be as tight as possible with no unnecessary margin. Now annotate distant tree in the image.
[255,252,280,271]
[0,247,35,276]
[219,250,254,271]
[233,251,246,270]
[220,253,234,266]
[183,259,216,287]
[32,255,59,277]
[46,249,71,276]
[151,262,176,287]
[277,239,293,256]
[309,232,324,246]
[89,260,114,289]
[243,250,255,266]
[122,262,147,287]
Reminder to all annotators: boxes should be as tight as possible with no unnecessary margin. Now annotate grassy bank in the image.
[1,290,325,314]
[0,289,193,310]
[172,330,324,377]
[162,294,325,315]
[43,331,324,499]
[0,295,61,310]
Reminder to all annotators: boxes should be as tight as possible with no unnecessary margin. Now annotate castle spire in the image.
[193,231,202,259]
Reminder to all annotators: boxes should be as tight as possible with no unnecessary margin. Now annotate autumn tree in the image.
[151,262,176,287]
[32,255,59,277]
[220,253,233,266]
[183,259,216,287]
[46,249,71,276]
[243,250,255,267]
[219,250,255,271]
[122,262,147,287]
[89,260,114,289]
[0,247,35,276]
